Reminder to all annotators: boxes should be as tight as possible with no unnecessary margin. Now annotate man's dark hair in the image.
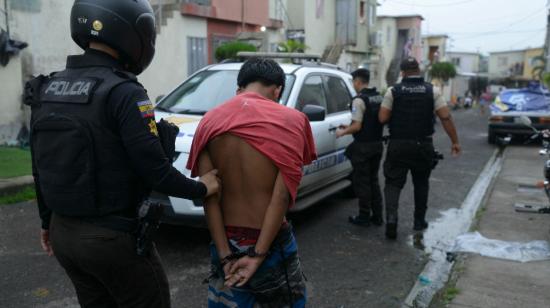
[351,68,370,84]
[400,57,420,73]
[237,58,286,91]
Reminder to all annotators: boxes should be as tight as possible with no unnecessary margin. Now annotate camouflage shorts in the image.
[207,225,307,308]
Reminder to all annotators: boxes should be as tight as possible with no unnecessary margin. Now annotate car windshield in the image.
[156,70,295,115]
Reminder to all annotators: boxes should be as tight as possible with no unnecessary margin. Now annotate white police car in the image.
[152,53,355,226]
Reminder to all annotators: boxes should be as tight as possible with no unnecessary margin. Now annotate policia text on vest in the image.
[23,1,220,307]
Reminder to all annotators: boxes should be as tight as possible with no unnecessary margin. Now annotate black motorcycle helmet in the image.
[70,0,156,75]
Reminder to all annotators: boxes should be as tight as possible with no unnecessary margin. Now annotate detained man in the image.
[186,58,317,307]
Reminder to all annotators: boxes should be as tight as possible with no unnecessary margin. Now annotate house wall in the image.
[396,17,422,62]
[376,17,397,89]
[211,0,270,26]
[140,15,207,102]
[447,52,480,74]
[304,0,336,56]
[0,55,23,144]
[286,0,305,30]
[523,47,544,80]
[489,50,525,79]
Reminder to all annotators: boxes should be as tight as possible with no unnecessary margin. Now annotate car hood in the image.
[491,86,550,114]
[154,111,202,154]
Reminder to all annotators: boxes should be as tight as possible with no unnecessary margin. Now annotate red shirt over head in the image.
[186,92,317,207]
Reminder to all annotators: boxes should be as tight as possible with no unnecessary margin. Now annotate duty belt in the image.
[389,136,433,143]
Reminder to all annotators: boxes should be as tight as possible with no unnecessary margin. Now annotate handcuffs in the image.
[220,247,268,267]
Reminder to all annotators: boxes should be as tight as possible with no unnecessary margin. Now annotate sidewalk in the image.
[0,175,34,195]
[449,146,550,308]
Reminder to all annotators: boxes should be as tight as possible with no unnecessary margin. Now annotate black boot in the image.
[413,219,429,231]
[370,216,384,226]
[385,223,397,239]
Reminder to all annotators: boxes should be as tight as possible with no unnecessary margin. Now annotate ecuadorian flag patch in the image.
[137,100,155,118]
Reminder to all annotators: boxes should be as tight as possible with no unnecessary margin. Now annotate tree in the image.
[430,62,457,94]
[215,41,257,62]
[531,55,546,81]
[430,62,457,83]
[277,39,307,53]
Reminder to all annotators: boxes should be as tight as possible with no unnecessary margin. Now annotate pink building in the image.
[181,0,283,63]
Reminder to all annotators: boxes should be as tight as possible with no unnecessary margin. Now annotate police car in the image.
[152,53,355,226]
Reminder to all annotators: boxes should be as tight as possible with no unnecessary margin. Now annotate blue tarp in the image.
[491,84,550,113]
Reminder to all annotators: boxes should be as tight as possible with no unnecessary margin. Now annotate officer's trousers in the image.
[383,139,434,224]
[50,214,171,308]
[345,141,384,219]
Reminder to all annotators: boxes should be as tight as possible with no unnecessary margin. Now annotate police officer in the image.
[24,1,220,307]
[379,57,461,240]
[336,69,384,227]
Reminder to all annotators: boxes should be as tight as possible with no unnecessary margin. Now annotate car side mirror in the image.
[302,104,326,122]
[156,95,165,103]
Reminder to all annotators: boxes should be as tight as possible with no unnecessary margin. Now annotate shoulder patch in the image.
[137,100,155,118]
[41,77,99,104]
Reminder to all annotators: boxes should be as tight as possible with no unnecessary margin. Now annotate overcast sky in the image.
[378,0,548,54]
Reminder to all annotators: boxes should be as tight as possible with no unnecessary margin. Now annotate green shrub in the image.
[215,41,257,62]
[430,62,457,82]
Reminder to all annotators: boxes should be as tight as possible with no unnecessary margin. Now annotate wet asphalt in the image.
[0,108,495,308]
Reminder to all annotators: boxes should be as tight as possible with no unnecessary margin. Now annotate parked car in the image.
[488,84,550,144]
[151,58,355,226]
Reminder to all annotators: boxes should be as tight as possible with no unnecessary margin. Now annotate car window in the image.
[157,70,295,115]
[295,75,328,112]
[323,75,352,114]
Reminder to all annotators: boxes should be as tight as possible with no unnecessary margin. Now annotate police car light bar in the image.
[236,52,321,62]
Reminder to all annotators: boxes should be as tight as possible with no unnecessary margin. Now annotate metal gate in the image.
[187,37,207,76]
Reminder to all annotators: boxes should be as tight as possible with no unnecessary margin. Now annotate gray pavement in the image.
[0,108,495,308]
[448,146,550,308]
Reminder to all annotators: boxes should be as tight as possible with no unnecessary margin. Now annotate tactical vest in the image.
[27,65,144,218]
[351,88,384,142]
[389,77,435,140]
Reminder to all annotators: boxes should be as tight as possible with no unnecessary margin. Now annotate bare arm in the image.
[226,171,290,287]
[255,171,290,255]
[436,106,461,156]
[197,150,231,260]
[379,106,392,124]
[336,121,362,138]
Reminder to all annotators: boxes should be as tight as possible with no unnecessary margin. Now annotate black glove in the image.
[156,119,179,163]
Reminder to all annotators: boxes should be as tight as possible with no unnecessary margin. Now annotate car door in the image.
[322,74,354,181]
[293,74,337,193]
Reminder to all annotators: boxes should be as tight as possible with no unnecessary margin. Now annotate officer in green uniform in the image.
[337,69,384,227]
[24,1,220,307]
[379,57,461,240]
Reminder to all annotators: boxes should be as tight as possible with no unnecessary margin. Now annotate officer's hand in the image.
[451,143,461,157]
[200,169,221,197]
[336,128,346,138]
[40,229,54,256]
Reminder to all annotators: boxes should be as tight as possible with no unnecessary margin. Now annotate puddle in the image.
[403,150,503,308]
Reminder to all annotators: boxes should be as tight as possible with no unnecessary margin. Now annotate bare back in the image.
[208,134,278,228]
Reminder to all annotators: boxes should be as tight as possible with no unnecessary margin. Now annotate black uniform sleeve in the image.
[108,82,207,199]
[31,156,52,230]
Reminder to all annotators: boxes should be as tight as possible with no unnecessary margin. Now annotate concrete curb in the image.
[0,175,34,196]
